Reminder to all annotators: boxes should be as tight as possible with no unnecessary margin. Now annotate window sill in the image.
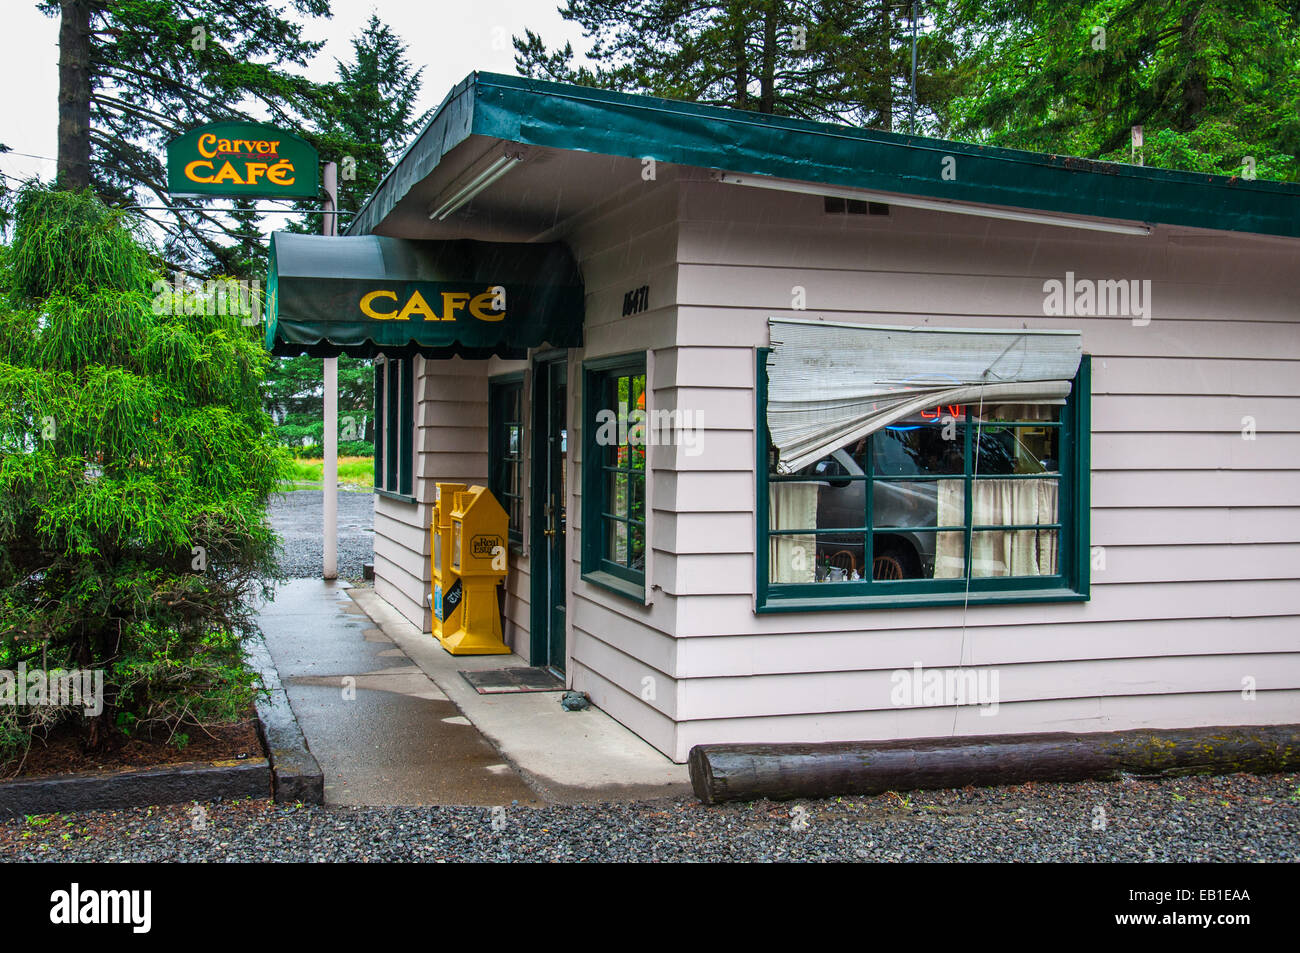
[374,487,417,504]
[582,570,645,603]
[756,586,1087,613]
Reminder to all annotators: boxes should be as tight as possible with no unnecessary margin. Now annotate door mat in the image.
[459,667,565,694]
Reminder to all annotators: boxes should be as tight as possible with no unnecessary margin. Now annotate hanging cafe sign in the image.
[166,121,319,199]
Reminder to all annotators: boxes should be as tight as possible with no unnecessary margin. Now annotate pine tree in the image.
[935,0,1300,180]
[311,13,432,217]
[47,0,332,273]
[266,15,433,457]
[514,0,959,130]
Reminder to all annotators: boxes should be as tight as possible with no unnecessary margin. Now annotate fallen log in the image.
[687,724,1300,804]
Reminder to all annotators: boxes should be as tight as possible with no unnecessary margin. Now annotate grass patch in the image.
[283,456,374,489]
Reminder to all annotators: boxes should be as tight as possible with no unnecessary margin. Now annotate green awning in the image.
[266,233,583,358]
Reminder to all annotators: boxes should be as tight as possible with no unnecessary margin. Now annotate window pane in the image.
[769,481,821,534]
[971,477,1059,527]
[873,479,958,530]
[629,524,645,572]
[872,420,965,476]
[974,402,1059,424]
[607,469,629,519]
[818,538,865,582]
[769,535,816,583]
[928,532,969,579]
[969,529,1059,576]
[629,473,645,525]
[609,518,628,564]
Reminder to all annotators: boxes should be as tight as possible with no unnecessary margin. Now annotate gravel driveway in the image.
[4,772,1296,862]
[269,490,374,580]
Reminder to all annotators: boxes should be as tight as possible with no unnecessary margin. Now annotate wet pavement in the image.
[257,580,542,808]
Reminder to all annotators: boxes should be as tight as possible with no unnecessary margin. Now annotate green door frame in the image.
[529,353,568,672]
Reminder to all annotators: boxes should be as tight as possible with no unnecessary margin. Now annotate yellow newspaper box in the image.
[430,482,467,642]
[436,485,510,656]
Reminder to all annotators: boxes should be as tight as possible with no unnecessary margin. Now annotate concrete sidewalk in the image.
[258,579,689,807]
[258,580,540,807]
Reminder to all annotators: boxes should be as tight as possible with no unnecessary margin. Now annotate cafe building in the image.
[267,72,1300,763]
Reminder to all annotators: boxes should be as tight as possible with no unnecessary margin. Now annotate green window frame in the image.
[756,350,1091,612]
[581,355,648,601]
[373,355,414,500]
[489,375,525,551]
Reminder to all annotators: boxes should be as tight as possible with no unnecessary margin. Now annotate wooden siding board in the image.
[670,691,1300,762]
[677,654,1300,721]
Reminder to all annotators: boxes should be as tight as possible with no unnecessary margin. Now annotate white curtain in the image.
[768,482,818,583]
[935,478,1059,578]
[766,320,1083,473]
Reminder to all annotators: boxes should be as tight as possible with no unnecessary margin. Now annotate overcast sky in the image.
[0,0,591,188]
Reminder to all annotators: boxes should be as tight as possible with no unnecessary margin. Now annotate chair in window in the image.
[828,549,857,581]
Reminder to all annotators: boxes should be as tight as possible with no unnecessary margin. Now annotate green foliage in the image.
[8,187,154,300]
[0,184,287,754]
[312,13,432,212]
[514,0,955,128]
[263,354,374,453]
[42,0,332,274]
[282,456,374,487]
[935,0,1300,180]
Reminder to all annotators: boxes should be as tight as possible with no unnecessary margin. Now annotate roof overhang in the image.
[266,232,583,358]
[349,71,1300,241]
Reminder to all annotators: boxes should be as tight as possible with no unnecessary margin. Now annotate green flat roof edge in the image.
[351,70,1300,239]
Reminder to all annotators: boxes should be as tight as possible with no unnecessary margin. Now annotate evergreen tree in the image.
[515,0,962,131]
[46,0,332,273]
[0,185,285,752]
[266,15,432,457]
[935,0,1300,180]
[311,13,433,217]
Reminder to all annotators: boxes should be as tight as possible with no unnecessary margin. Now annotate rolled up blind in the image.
[766,320,1083,473]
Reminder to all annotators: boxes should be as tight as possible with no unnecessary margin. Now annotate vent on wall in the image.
[824,196,890,216]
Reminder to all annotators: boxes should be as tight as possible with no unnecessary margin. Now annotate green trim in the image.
[488,375,526,551]
[756,589,1088,614]
[374,356,415,497]
[581,353,648,602]
[399,358,414,497]
[384,357,399,490]
[1075,355,1093,599]
[373,487,417,505]
[351,71,1300,240]
[754,348,1091,612]
[528,358,551,666]
[372,360,384,489]
[581,569,646,603]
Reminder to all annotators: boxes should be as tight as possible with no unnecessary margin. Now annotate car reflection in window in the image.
[797,421,1049,581]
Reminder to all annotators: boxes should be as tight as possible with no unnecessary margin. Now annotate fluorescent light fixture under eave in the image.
[429,155,522,221]
[715,172,1153,236]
